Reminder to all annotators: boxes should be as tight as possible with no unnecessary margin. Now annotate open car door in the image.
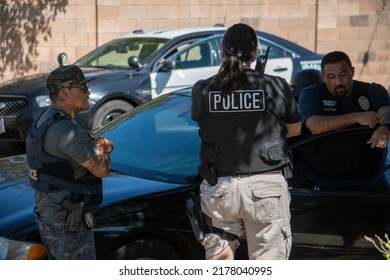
[288,127,390,259]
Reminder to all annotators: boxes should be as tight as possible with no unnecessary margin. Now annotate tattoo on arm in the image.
[87,153,110,173]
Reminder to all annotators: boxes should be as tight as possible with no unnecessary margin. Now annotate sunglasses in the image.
[68,85,89,93]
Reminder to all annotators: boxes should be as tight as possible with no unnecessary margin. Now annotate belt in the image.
[218,168,282,177]
[212,227,239,241]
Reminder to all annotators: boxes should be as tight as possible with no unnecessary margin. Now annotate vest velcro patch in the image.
[209,90,265,112]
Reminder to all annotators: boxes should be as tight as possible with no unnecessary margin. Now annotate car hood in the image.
[0,154,185,238]
[0,72,48,95]
[0,67,132,97]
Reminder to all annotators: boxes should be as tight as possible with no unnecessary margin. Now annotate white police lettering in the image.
[209,90,265,112]
[322,100,338,112]
[28,166,38,181]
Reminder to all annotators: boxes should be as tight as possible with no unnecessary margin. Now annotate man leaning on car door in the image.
[298,51,390,191]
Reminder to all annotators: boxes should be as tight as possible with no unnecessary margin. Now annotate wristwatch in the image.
[380,123,390,132]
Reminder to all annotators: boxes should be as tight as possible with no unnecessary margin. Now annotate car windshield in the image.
[95,91,200,184]
[75,37,169,69]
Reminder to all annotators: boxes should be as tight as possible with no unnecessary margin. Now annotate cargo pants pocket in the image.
[250,184,283,223]
[200,180,230,220]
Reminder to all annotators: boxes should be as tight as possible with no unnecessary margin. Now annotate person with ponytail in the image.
[191,23,301,260]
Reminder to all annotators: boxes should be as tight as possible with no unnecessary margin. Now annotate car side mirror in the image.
[160,60,176,71]
[128,56,143,70]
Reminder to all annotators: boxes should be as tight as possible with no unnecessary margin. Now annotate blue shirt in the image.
[297,80,390,191]
[299,80,390,126]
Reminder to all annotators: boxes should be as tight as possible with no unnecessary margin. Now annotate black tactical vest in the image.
[195,72,292,176]
[26,113,103,208]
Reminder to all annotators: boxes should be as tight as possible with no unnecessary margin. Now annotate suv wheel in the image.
[91,100,133,129]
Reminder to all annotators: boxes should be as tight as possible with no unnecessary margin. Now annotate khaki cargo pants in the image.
[200,172,292,260]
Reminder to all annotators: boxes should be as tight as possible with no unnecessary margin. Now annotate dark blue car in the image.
[0,89,388,260]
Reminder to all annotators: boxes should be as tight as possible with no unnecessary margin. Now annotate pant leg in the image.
[199,177,243,258]
[241,173,292,260]
[35,214,96,260]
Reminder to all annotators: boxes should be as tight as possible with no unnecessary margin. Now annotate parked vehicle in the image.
[0,88,388,260]
[0,26,323,151]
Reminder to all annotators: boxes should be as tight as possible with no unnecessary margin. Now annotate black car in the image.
[0,27,323,151]
[0,88,389,260]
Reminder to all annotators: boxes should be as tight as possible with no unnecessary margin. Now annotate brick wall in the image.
[1,0,390,90]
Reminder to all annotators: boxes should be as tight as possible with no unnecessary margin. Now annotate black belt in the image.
[212,227,239,241]
[218,168,282,177]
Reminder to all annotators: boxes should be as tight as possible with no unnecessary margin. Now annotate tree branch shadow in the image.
[0,0,68,80]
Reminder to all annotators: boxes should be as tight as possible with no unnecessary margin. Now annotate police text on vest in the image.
[209,90,265,112]
[28,166,38,181]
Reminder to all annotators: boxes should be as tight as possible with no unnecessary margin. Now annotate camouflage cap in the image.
[47,65,96,94]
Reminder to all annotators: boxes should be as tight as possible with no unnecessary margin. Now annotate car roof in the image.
[120,27,227,39]
[255,30,318,56]
[114,26,319,58]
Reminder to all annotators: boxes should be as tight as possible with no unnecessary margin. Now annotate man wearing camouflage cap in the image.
[26,65,113,259]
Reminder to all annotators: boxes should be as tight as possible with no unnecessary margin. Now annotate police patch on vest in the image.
[358,96,370,110]
[209,90,265,112]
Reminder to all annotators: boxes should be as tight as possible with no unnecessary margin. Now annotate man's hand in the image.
[306,111,380,135]
[81,137,114,178]
[94,137,114,154]
[367,125,389,149]
[352,111,380,128]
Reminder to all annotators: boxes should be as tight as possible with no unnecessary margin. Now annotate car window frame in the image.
[288,126,389,192]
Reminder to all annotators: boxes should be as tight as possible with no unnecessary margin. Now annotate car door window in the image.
[155,42,193,67]
[151,38,222,97]
[175,42,216,69]
[259,40,293,59]
[288,128,388,191]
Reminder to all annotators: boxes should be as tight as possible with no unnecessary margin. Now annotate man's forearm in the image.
[286,122,301,138]
[378,106,390,124]
[305,114,358,135]
[84,152,111,178]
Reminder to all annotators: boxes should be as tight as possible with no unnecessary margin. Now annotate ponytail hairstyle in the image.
[214,23,258,96]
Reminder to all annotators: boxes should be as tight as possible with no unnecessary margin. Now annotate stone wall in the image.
[1,0,389,90]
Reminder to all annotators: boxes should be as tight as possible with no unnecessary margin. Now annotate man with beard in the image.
[298,51,390,191]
